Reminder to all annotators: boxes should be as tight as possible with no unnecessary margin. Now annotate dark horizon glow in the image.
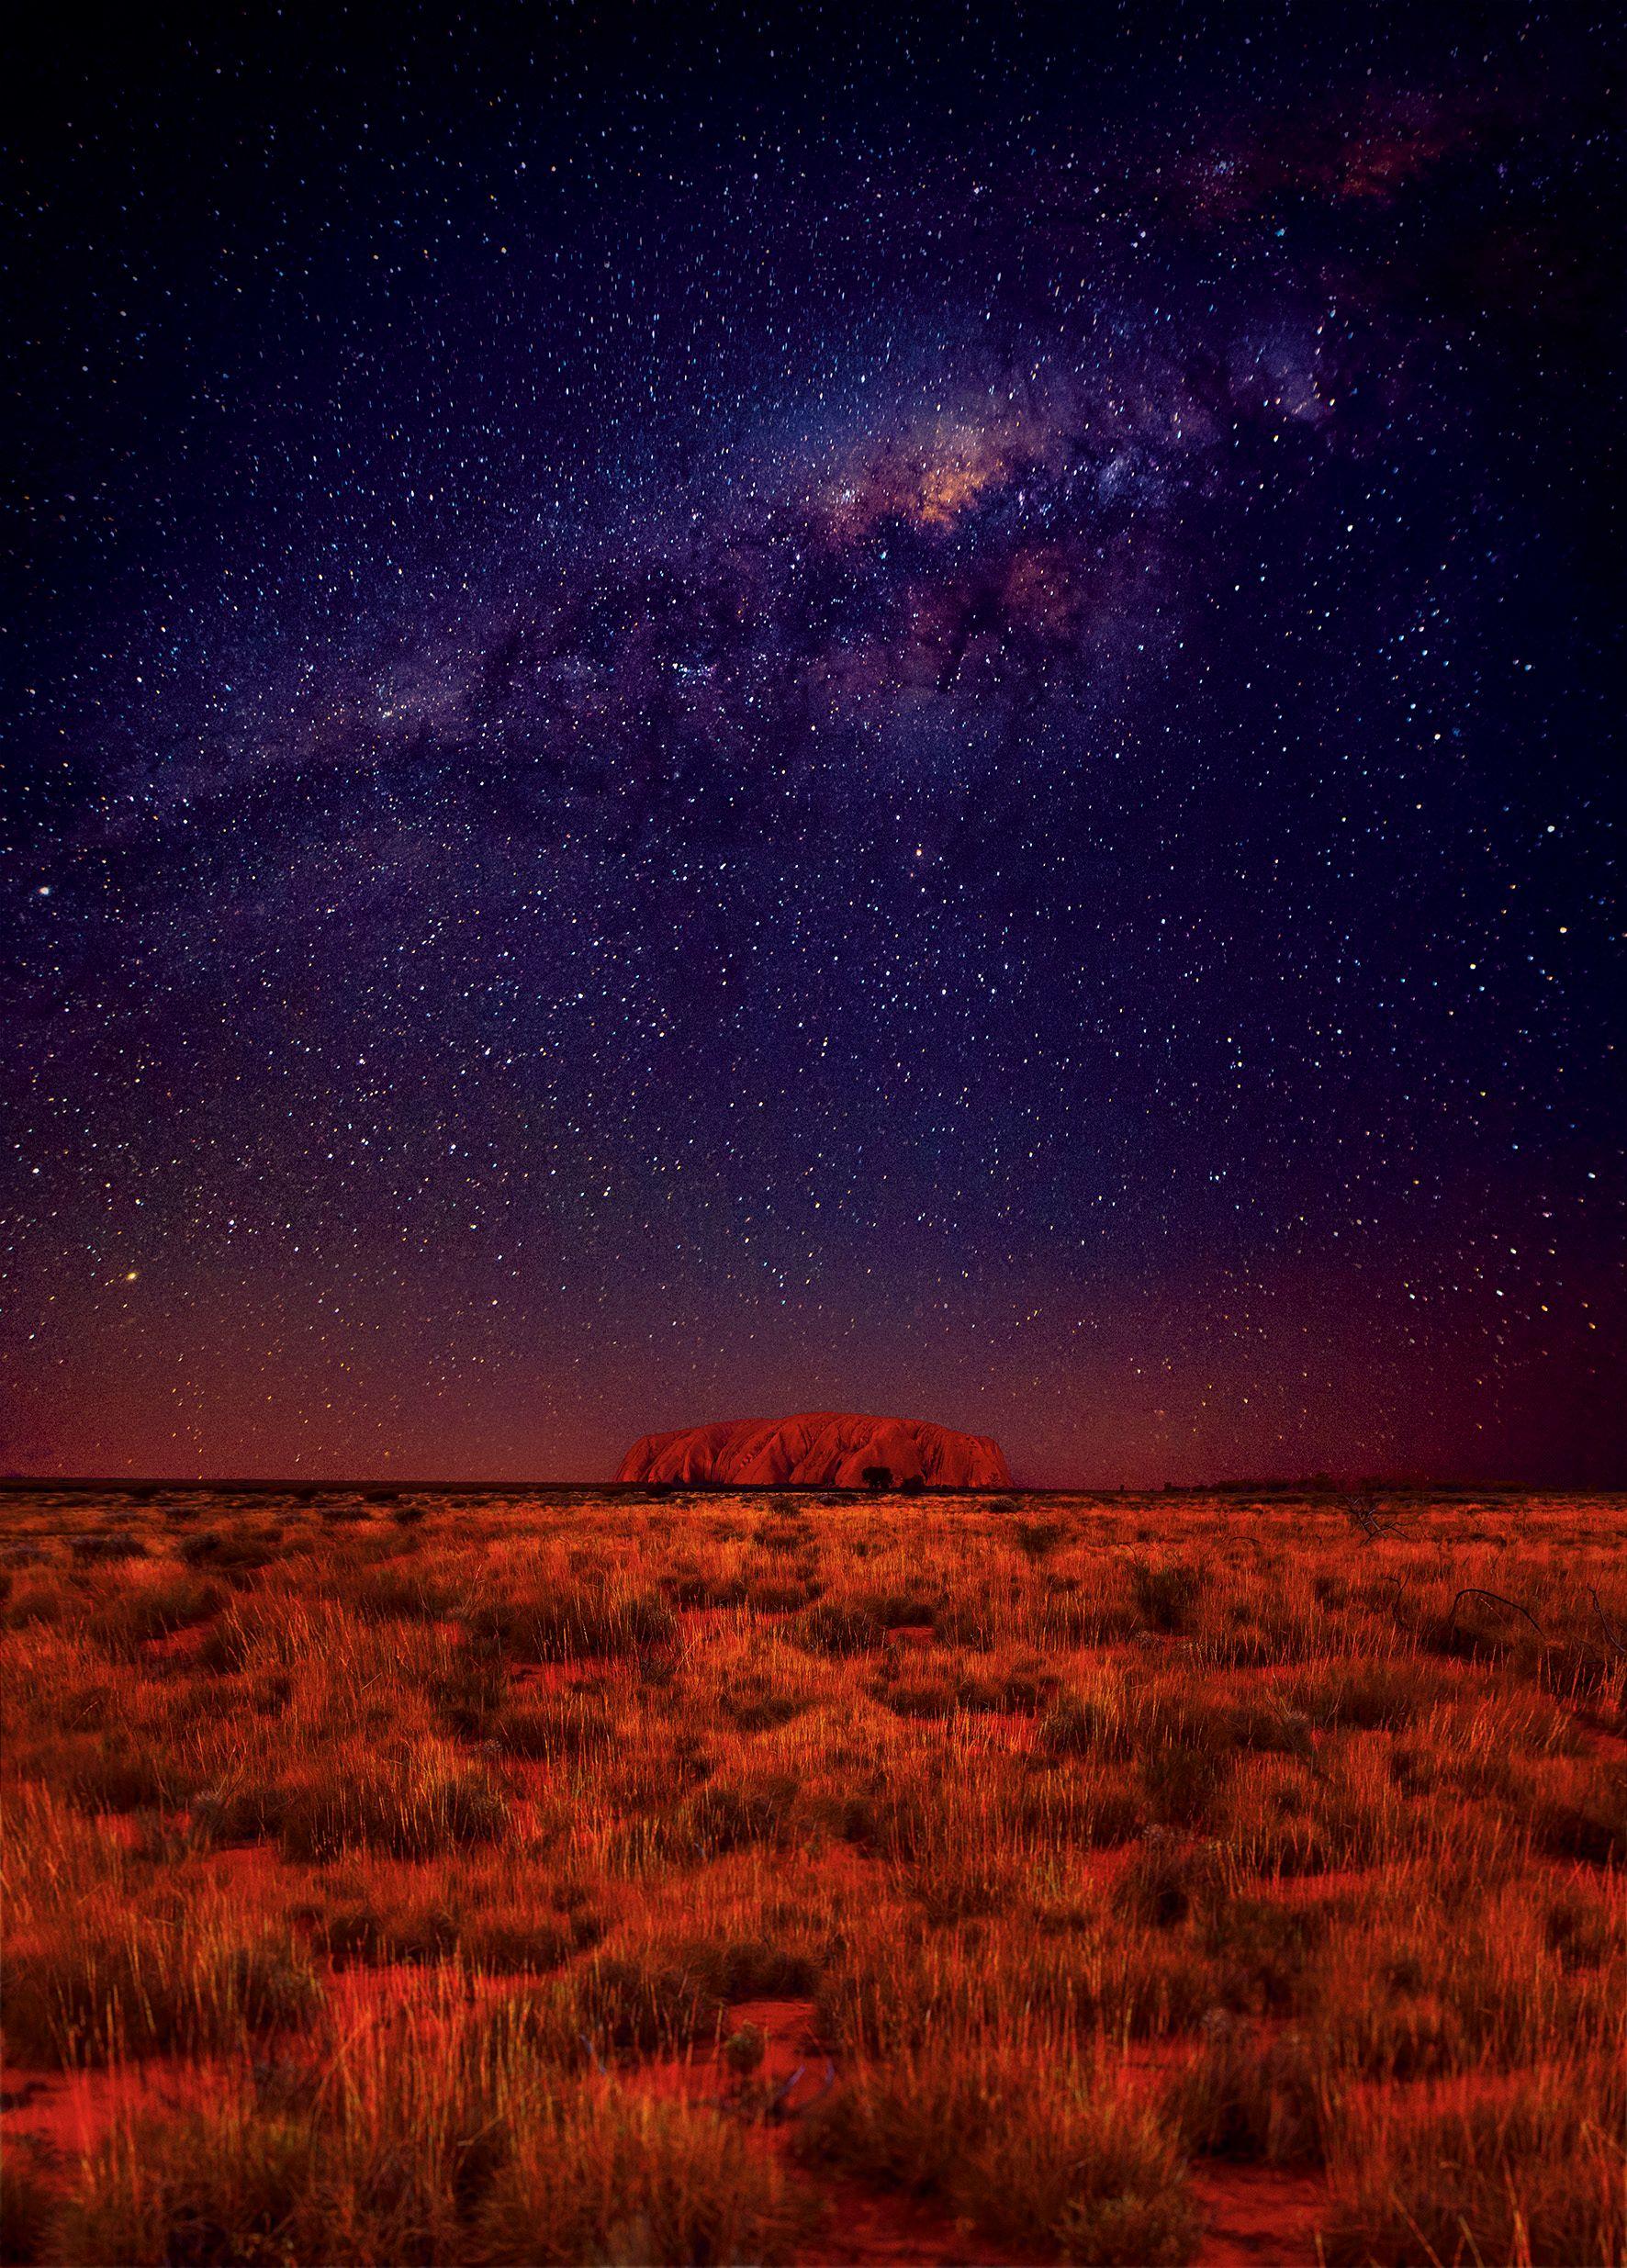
[3,4,1621,1488]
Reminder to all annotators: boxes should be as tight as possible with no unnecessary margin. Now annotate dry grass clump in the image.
[478,2087,802,2264]
[1310,1875,1624,2081]
[1,1485,1622,2265]
[272,1746,511,1862]
[802,2029,1197,2262]
[3,1895,321,2065]
[94,1570,227,1647]
[46,2015,800,2266]
[293,1859,606,1972]
[49,2103,313,2268]
[1167,2013,1329,2164]
[1197,1889,1333,2015]
[1321,2075,1627,2267]
[469,1577,677,1663]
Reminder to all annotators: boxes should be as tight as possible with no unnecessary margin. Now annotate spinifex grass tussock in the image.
[1320,2071,1627,2267]
[2,1486,1623,2264]
[2,1892,321,2065]
[1166,2011,1330,2165]
[46,2001,801,2266]
[272,1743,511,1862]
[477,2085,803,2264]
[800,2024,1199,2263]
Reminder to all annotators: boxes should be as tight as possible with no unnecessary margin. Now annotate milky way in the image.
[4,5,1621,1482]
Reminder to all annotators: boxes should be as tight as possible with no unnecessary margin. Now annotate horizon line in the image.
[4,1473,1621,1498]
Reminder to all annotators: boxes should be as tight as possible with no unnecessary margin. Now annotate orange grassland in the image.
[1,1485,1623,2268]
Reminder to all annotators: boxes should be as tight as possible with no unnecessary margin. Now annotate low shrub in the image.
[1114,1833,1225,1929]
[1131,1557,1207,1635]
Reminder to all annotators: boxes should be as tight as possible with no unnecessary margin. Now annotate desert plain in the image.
[1,1485,1623,2266]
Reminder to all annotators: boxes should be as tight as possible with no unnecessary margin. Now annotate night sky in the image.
[4,4,1621,1487]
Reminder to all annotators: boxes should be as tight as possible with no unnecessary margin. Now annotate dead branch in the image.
[1446,1588,1548,1643]
[1343,1488,1399,1542]
[1588,1587,1627,1655]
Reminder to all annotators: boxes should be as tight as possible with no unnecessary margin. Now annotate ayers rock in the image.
[614,1410,1012,1489]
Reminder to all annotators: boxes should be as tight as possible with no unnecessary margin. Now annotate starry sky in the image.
[3,3,1621,1486]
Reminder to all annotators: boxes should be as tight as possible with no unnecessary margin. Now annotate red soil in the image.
[1580,1722,1627,1761]
[1188,2164,1328,2267]
[631,1994,830,2113]
[792,2174,982,2266]
[0,2057,229,2159]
